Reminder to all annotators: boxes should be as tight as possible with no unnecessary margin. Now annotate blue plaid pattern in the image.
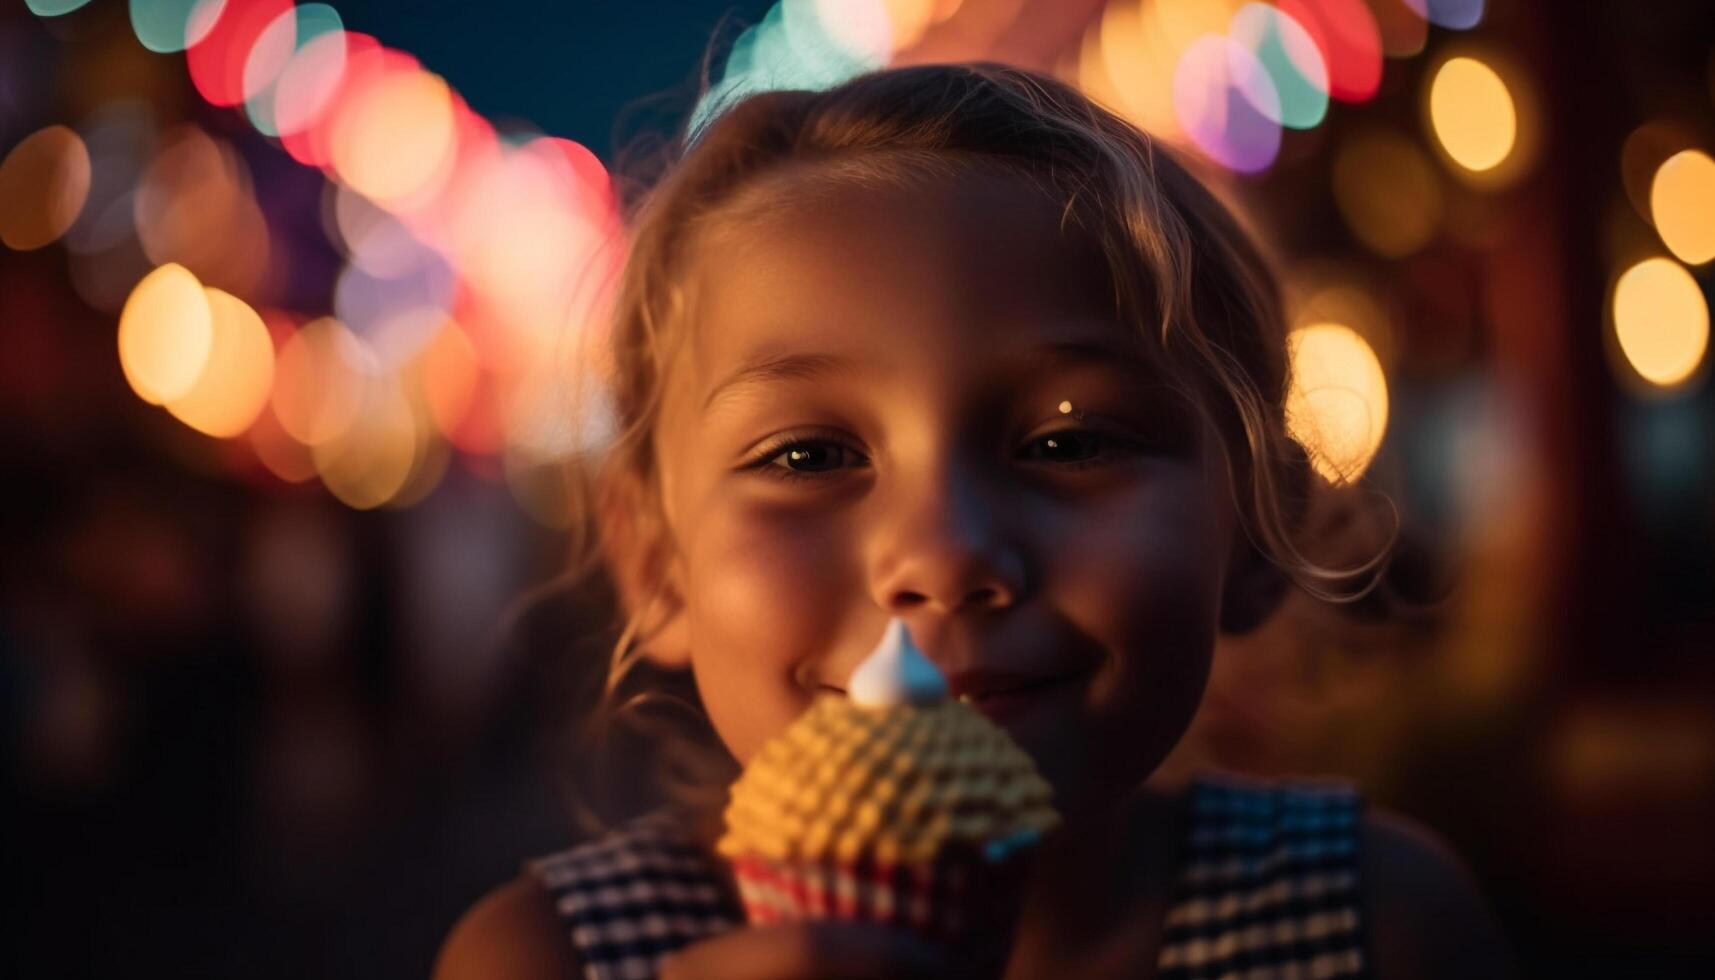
[530,774,1368,979]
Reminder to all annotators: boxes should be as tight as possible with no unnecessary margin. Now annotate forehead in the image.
[677,166,1144,400]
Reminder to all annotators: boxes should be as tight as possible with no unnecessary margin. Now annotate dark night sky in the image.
[328,0,774,159]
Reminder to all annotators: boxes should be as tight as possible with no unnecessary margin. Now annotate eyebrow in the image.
[700,337,1158,415]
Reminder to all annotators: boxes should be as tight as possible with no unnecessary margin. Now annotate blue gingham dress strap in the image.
[1156,773,1370,980]
[526,812,743,980]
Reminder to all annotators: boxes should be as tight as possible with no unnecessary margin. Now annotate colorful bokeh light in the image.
[185,0,294,107]
[1230,3,1329,130]
[273,28,353,142]
[244,4,343,136]
[1277,0,1381,103]
[1173,34,1282,174]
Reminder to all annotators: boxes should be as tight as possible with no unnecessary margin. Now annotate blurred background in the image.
[3,0,1713,976]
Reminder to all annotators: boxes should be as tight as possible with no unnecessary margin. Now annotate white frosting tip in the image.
[847,617,947,708]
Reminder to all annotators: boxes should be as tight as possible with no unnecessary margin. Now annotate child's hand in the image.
[657,921,980,980]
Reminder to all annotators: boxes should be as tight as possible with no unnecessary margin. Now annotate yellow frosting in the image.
[718,695,1060,866]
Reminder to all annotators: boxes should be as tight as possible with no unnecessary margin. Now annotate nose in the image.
[868,455,1028,617]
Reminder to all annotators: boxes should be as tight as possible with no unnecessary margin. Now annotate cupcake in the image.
[716,618,1059,944]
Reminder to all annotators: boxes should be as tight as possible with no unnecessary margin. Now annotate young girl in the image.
[436,63,1511,979]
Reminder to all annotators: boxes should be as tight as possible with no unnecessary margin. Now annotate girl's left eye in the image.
[742,429,1143,483]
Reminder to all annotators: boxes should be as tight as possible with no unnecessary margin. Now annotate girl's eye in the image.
[748,438,867,482]
[742,428,1143,483]
[1019,429,1143,469]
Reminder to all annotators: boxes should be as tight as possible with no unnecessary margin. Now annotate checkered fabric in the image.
[529,775,1368,979]
[527,812,742,980]
[1156,775,1370,980]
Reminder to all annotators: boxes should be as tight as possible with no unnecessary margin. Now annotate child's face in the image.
[647,168,1244,818]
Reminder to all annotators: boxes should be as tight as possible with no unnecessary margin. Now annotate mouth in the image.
[950,670,1089,724]
[814,667,1091,725]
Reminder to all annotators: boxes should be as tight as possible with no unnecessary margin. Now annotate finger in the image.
[658,922,956,980]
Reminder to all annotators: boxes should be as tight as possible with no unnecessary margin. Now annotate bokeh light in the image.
[117,263,214,405]
[0,125,92,251]
[1296,280,1396,367]
[26,0,95,17]
[1332,128,1443,257]
[808,0,893,67]
[1611,257,1710,390]
[691,0,902,136]
[1428,55,1516,174]
[64,102,154,257]
[1369,0,1428,57]
[185,0,294,107]
[1620,121,1698,226]
[1153,0,1244,51]
[1230,3,1329,130]
[1285,322,1390,484]
[1277,0,1382,103]
[1173,34,1282,173]
[248,403,318,483]
[1085,1,1182,141]
[332,250,456,365]
[271,317,370,446]
[1424,0,1485,30]
[333,184,431,278]
[128,0,220,54]
[274,28,354,143]
[282,32,385,169]
[133,126,270,296]
[165,287,275,437]
[385,421,451,510]
[240,6,299,109]
[311,372,420,509]
[880,0,963,51]
[329,66,457,206]
[1649,150,1715,266]
[419,319,482,447]
[244,4,343,136]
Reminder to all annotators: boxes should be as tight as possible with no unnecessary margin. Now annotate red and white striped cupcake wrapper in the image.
[729,847,1023,943]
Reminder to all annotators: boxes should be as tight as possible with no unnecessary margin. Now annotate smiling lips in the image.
[823,669,1079,701]
[947,668,1076,703]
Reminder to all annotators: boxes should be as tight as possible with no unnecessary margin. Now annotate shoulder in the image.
[433,874,582,980]
[1359,808,1515,980]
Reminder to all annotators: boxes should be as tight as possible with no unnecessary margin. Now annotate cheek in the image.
[682,496,856,761]
[1032,478,1227,807]
[1051,477,1228,647]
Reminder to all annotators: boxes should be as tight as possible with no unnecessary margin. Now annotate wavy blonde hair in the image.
[555,63,1392,824]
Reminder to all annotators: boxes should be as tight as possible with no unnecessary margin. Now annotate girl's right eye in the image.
[743,437,869,483]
